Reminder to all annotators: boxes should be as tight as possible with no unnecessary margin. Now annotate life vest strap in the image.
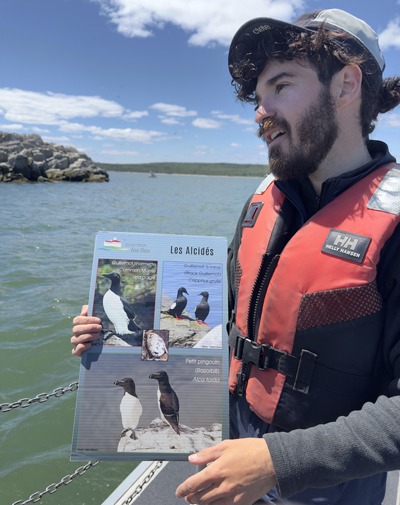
[229,330,317,394]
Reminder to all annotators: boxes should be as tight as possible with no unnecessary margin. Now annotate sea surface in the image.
[0,171,263,505]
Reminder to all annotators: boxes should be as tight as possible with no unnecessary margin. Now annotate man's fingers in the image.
[71,342,92,357]
[176,466,215,499]
[70,304,102,357]
[181,482,222,505]
[72,315,102,326]
[72,305,101,327]
[72,322,102,336]
[188,441,227,465]
[70,331,100,345]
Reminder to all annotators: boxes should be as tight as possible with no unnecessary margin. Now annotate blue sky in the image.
[1,0,400,165]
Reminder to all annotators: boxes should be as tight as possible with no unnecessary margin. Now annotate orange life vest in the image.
[229,163,400,429]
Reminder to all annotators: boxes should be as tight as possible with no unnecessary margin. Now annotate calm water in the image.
[0,171,262,505]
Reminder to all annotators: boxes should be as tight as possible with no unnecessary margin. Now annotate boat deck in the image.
[102,462,399,505]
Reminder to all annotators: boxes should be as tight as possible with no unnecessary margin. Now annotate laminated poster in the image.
[71,231,229,461]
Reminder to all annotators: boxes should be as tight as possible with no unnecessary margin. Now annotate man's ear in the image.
[333,64,363,108]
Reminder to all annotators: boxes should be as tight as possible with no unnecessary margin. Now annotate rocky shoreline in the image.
[0,132,108,182]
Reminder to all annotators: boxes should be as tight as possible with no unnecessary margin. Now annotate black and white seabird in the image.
[195,291,210,324]
[149,370,180,435]
[102,272,141,336]
[114,377,143,440]
[167,287,188,319]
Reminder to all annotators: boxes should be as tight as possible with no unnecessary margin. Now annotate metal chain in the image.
[3,383,161,505]
[11,460,100,505]
[119,461,165,505]
[0,382,79,412]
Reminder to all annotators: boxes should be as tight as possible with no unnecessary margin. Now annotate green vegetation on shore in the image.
[96,161,269,177]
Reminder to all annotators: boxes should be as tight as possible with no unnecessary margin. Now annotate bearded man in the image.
[71,9,400,505]
[175,9,400,505]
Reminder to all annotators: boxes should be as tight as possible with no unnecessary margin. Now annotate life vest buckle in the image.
[233,335,267,370]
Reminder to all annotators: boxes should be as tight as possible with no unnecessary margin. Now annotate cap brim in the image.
[228,17,310,78]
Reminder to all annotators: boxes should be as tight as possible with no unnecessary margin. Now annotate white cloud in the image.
[378,111,400,127]
[31,127,51,134]
[379,18,400,49]
[150,102,197,127]
[93,0,304,46]
[211,111,253,125]
[42,135,72,144]
[151,102,197,117]
[123,110,149,120]
[160,117,182,125]
[58,121,167,143]
[194,144,213,156]
[0,123,23,130]
[0,88,124,125]
[192,118,221,129]
[0,123,50,134]
[0,89,171,145]
[101,149,140,156]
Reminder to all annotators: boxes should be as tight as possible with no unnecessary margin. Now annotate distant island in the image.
[97,161,269,178]
[0,132,108,183]
[0,131,269,182]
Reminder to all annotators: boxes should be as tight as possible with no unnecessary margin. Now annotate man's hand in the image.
[175,438,277,504]
[70,305,102,357]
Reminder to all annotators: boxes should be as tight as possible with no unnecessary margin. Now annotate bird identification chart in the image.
[71,231,229,461]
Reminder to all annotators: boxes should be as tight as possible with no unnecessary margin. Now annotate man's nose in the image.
[254,104,275,124]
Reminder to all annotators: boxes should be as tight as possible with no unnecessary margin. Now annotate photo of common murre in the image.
[91,258,157,347]
[103,272,142,335]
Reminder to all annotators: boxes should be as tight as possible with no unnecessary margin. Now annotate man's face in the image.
[255,59,338,180]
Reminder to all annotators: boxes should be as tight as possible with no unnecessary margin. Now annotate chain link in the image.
[11,460,99,505]
[119,461,165,505]
[0,382,78,413]
[3,384,163,505]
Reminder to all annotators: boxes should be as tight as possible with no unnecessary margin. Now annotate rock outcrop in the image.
[0,132,108,182]
[117,418,222,453]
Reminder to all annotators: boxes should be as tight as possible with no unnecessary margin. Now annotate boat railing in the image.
[2,382,400,505]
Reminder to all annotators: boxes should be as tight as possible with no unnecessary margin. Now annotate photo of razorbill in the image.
[149,370,180,435]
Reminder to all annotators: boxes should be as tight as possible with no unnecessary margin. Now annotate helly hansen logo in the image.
[333,234,360,250]
[322,229,371,264]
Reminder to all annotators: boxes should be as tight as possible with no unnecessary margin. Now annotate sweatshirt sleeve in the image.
[264,394,400,498]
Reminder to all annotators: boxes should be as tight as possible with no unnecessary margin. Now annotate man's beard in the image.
[268,86,338,180]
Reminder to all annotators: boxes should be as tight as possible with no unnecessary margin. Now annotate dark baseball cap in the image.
[228,8,385,80]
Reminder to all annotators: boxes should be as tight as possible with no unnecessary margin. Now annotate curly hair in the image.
[230,27,400,137]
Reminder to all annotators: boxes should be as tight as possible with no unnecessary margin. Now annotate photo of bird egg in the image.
[141,330,169,361]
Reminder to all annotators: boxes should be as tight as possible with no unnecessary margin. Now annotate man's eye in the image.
[276,83,287,94]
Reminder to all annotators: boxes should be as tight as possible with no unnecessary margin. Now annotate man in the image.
[71,9,400,505]
[175,8,400,505]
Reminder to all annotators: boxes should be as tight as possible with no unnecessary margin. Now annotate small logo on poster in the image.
[104,237,122,249]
